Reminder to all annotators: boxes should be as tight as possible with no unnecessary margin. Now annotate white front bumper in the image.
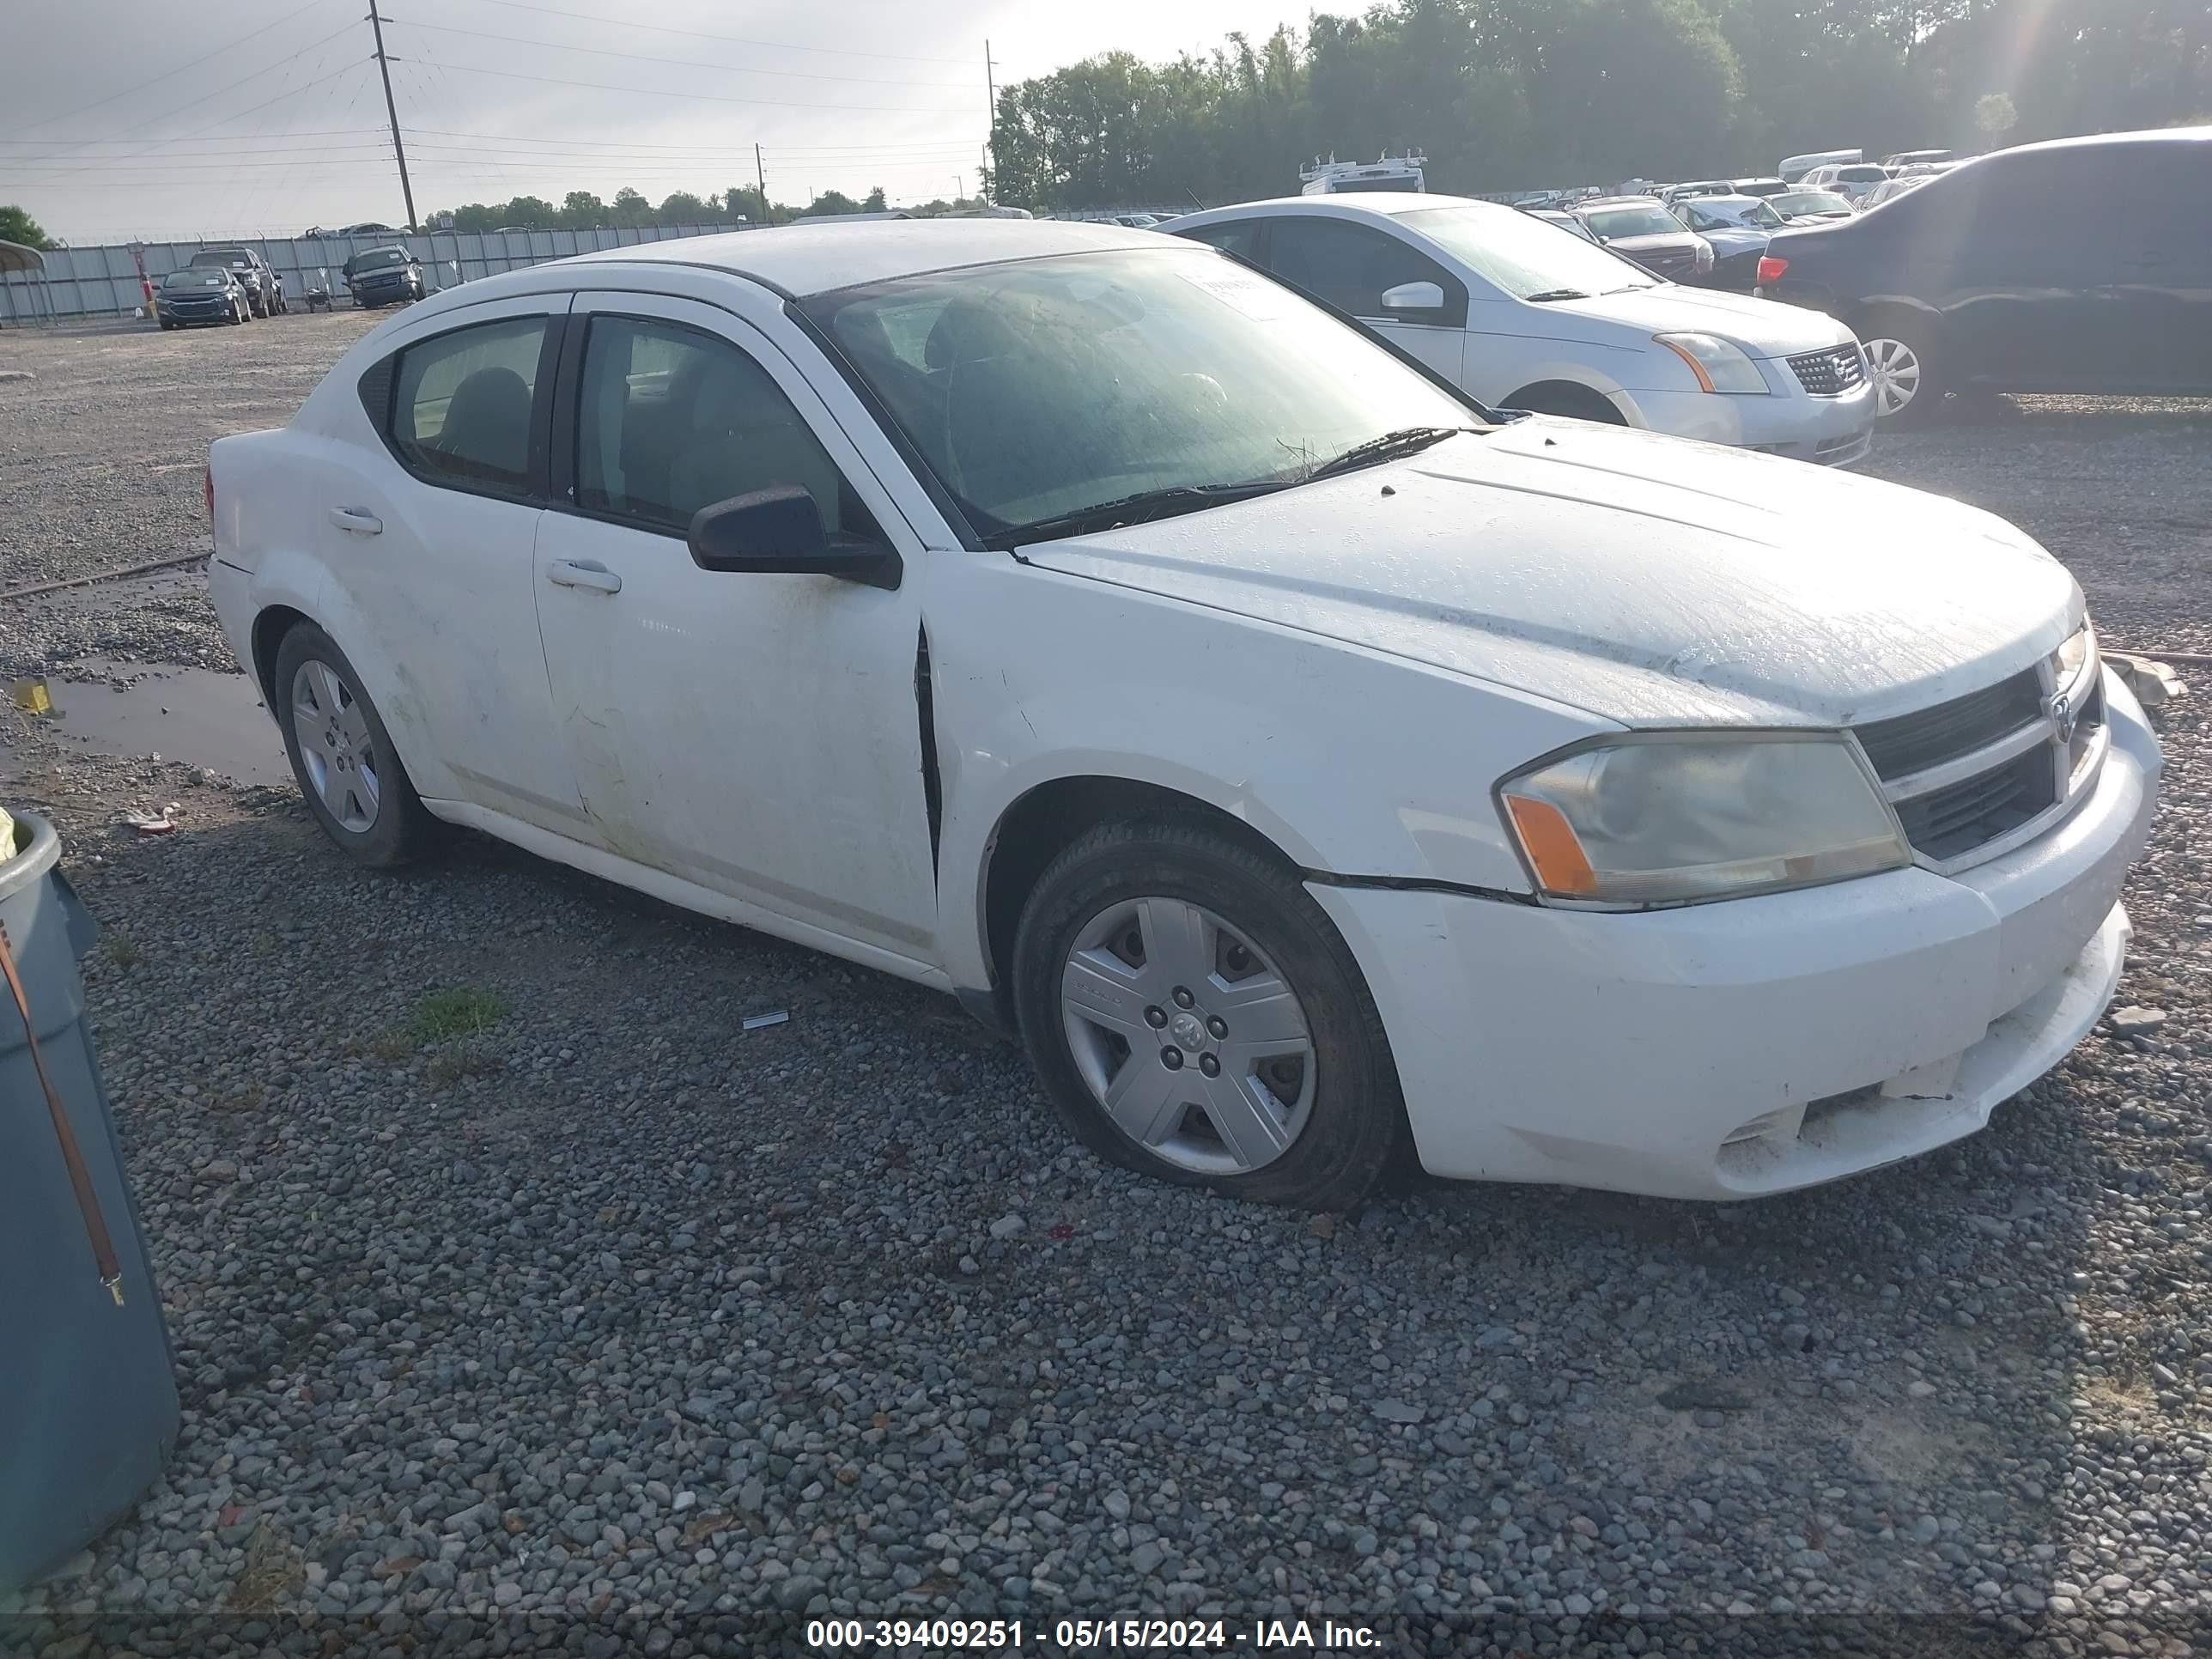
[1312,673,2161,1200]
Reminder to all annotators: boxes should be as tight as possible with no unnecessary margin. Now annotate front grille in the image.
[1854,668,2045,777]
[1634,246,1698,279]
[1893,747,2057,862]
[1788,344,1868,397]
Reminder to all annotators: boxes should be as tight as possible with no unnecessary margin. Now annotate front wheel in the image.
[1011,818,1407,1210]
[273,623,441,867]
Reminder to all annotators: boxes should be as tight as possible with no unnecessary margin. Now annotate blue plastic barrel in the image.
[0,811,179,1593]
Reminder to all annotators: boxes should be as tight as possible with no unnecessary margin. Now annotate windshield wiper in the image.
[1303,425,1475,484]
[1522,288,1591,302]
[982,479,1291,550]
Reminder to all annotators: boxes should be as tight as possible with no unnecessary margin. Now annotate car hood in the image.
[1545,283,1854,356]
[1017,422,2079,729]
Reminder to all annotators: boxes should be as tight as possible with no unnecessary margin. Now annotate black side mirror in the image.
[687,485,902,590]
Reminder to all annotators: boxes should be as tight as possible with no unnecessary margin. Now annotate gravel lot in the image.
[3,321,2212,1656]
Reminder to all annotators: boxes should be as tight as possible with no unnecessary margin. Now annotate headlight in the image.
[2053,621,2093,686]
[1498,734,1909,905]
[1655,331,1768,394]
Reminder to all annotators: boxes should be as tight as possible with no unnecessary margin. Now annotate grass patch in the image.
[411,987,507,1044]
[105,928,143,970]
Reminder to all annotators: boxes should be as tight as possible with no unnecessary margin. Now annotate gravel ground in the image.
[3,326,2212,1656]
[0,311,381,595]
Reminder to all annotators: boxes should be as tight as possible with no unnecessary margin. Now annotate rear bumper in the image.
[1310,672,2160,1200]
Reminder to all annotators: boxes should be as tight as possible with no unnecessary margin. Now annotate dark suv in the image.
[1757,126,2212,422]
[343,245,425,308]
[188,246,284,319]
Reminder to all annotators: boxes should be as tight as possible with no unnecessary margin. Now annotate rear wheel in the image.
[1011,817,1407,1210]
[1858,313,1944,424]
[273,623,440,867]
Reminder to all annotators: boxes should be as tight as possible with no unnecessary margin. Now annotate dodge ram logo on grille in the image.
[2047,690,2079,745]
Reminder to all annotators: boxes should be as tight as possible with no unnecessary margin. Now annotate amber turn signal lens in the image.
[1503,793,1599,897]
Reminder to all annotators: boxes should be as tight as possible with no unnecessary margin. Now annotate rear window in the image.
[1838,167,1888,183]
[1583,204,1686,239]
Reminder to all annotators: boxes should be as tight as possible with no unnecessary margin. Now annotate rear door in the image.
[329,295,592,836]
[2110,143,2212,391]
[1261,216,1468,384]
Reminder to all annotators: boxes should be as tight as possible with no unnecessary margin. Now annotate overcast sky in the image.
[3,0,1304,242]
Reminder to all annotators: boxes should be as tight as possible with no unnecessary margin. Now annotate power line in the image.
[0,129,386,148]
[0,0,343,139]
[381,17,981,88]
[440,0,970,64]
[400,126,975,156]
[410,58,979,113]
[18,60,374,183]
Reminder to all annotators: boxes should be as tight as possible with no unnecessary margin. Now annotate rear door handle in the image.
[328,507,382,535]
[545,559,622,595]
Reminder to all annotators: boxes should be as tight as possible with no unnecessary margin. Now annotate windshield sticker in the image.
[1176,264,1295,320]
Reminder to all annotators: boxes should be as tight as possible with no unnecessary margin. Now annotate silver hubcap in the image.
[1060,896,1316,1176]
[290,659,381,834]
[1863,337,1923,417]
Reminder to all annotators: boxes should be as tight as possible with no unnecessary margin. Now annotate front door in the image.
[1263,216,1468,384]
[531,293,939,964]
[323,295,590,836]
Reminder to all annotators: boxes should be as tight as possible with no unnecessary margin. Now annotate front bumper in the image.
[1620,369,1875,465]
[1311,672,2160,1200]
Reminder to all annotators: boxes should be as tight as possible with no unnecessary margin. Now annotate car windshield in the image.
[1774,191,1854,216]
[1395,204,1654,298]
[802,247,1477,539]
[1686,198,1784,230]
[1582,204,1685,239]
[162,270,226,289]
[190,250,251,269]
[356,249,407,268]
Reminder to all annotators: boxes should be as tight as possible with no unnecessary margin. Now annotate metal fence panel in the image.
[0,223,750,322]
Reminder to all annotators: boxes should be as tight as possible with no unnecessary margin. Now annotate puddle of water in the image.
[33,656,292,787]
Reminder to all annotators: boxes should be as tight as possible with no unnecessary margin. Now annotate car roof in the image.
[554,217,1163,297]
[1176,193,1490,228]
[1576,195,1668,210]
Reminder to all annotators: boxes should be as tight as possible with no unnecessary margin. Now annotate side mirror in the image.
[1379,280,1444,314]
[687,485,902,590]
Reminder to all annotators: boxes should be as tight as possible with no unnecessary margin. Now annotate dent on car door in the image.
[532,296,939,962]
[335,300,592,836]
[1264,218,1468,384]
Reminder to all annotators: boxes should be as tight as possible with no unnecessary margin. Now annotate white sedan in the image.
[1170,194,1876,465]
[209,221,2157,1210]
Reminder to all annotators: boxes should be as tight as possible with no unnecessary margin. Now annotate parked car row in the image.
[152,242,425,330]
[205,213,2160,1212]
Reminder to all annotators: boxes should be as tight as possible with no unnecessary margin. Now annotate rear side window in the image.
[386,315,549,494]
[1178,219,1265,262]
[574,315,866,538]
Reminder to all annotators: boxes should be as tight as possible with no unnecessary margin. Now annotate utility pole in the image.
[983,40,998,197]
[367,0,417,231]
[754,143,767,219]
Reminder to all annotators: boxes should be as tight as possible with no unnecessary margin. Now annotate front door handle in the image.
[545,559,622,595]
[328,507,382,535]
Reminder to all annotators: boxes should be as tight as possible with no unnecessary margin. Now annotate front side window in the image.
[575,315,861,538]
[802,246,1475,538]
[1265,218,1457,318]
[389,315,548,493]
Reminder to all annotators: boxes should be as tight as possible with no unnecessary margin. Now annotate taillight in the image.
[204,464,215,522]
[1757,254,1789,287]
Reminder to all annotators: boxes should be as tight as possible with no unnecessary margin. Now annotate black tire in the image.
[1503,382,1627,424]
[1011,817,1407,1210]
[272,623,441,867]
[160,321,176,331]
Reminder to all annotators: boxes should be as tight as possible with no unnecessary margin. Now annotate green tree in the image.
[444,203,497,232]
[800,189,864,217]
[0,204,52,249]
[610,186,654,228]
[658,190,710,223]
[558,191,607,228]
[499,195,558,228]
[862,185,888,211]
